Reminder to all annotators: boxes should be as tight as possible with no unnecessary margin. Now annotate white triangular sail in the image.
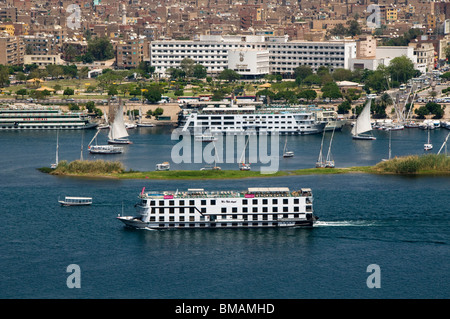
[108,99,129,140]
[351,99,373,136]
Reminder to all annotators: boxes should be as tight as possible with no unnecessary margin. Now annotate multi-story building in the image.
[23,54,64,68]
[115,33,147,69]
[150,35,356,77]
[23,33,59,55]
[0,33,24,65]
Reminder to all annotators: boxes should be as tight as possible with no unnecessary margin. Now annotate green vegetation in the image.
[373,154,450,175]
[40,155,449,180]
[49,160,125,176]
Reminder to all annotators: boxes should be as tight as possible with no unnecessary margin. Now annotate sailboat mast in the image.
[56,130,59,165]
[388,129,391,160]
[326,126,335,162]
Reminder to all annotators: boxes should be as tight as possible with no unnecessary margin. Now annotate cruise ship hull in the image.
[117,216,317,229]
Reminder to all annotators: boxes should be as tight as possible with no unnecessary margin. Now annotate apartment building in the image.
[115,34,147,69]
[23,33,59,55]
[150,34,356,77]
[0,33,24,65]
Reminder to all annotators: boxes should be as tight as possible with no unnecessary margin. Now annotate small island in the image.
[38,154,450,180]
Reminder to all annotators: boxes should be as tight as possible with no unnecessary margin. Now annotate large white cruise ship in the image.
[0,106,97,130]
[117,187,318,229]
[178,103,326,135]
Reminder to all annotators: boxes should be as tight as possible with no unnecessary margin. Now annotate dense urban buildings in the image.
[1,0,450,75]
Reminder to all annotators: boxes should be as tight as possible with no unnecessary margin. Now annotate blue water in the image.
[0,126,449,299]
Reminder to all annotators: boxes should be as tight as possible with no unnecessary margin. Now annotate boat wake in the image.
[315,220,376,227]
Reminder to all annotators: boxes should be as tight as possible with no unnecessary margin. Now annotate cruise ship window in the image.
[243,207,248,213]
[169,200,174,206]
[159,208,164,213]
[169,208,175,214]
[201,208,206,213]
[243,199,248,205]
[263,199,268,205]
[232,207,237,213]
[294,207,299,212]
[180,200,185,205]
[283,207,289,212]
[283,199,288,204]
[294,199,299,204]
[263,207,268,213]
[273,207,278,212]
[179,207,185,214]
[159,200,164,206]
[252,199,258,205]
[221,207,226,213]
[190,207,195,214]
[253,207,258,213]
[211,200,216,205]
[272,199,278,204]
[201,200,206,206]
[150,201,155,206]
[189,200,195,205]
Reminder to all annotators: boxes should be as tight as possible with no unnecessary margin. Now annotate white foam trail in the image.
[315,221,374,227]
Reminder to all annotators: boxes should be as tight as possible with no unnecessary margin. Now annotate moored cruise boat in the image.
[0,106,97,130]
[117,187,318,229]
[179,105,326,135]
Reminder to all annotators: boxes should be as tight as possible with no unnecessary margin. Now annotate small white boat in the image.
[200,166,222,171]
[59,196,92,206]
[239,163,251,171]
[137,123,155,127]
[125,123,137,129]
[156,162,170,171]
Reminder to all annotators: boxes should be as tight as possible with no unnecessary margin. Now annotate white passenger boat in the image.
[117,187,318,229]
[0,106,97,130]
[179,104,326,135]
[59,196,92,206]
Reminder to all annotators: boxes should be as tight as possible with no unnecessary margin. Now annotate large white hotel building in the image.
[150,35,357,78]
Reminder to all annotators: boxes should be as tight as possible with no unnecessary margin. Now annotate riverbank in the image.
[38,154,450,179]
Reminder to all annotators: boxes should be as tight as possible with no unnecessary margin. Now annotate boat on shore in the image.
[59,196,92,206]
[116,187,318,230]
[156,162,170,171]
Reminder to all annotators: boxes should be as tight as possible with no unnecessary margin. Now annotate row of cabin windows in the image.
[148,198,301,206]
[158,222,279,228]
[151,205,311,214]
[149,214,304,222]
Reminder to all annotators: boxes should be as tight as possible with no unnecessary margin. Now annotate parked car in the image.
[129,97,140,101]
